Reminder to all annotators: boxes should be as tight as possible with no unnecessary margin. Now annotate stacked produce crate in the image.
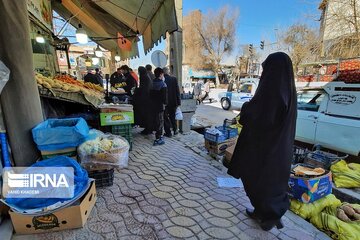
[111,124,133,151]
[204,125,238,157]
[98,103,134,151]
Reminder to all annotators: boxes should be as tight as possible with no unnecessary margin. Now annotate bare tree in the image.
[320,0,360,58]
[280,23,320,73]
[195,6,239,86]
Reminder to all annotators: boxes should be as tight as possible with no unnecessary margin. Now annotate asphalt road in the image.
[193,88,239,127]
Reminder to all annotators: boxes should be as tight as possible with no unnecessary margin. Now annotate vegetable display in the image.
[78,134,130,168]
[35,73,104,100]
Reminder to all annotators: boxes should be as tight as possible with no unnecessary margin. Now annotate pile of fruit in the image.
[336,69,360,83]
[35,73,104,100]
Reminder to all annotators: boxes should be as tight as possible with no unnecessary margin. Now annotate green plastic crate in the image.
[112,124,133,151]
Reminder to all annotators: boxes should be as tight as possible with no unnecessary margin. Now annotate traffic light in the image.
[260,40,265,50]
[249,44,253,55]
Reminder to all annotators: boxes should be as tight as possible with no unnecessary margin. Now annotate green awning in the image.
[52,0,178,59]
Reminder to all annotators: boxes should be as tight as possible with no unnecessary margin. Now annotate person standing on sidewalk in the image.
[150,68,168,145]
[227,52,297,231]
[163,67,181,137]
[146,64,155,80]
[201,79,210,103]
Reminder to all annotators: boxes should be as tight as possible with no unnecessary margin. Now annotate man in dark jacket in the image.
[84,69,97,83]
[146,64,155,80]
[94,68,104,87]
[163,67,181,137]
[110,68,123,89]
[151,67,168,145]
[119,65,137,96]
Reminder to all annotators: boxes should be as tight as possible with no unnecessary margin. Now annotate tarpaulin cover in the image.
[32,118,89,151]
[311,203,360,240]
[290,194,341,220]
[52,0,178,57]
[331,160,360,188]
[5,156,89,210]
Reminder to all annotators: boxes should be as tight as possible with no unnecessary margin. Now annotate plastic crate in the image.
[88,168,114,187]
[111,124,133,150]
[293,146,308,164]
[304,150,347,169]
[204,126,238,143]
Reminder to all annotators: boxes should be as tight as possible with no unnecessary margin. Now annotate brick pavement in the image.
[13,131,331,240]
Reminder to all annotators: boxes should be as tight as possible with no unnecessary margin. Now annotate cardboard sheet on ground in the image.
[217,177,243,188]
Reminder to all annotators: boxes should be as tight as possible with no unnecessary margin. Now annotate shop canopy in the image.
[52,0,178,59]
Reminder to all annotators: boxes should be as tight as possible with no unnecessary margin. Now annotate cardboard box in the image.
[288,171,332,203]
[225,143,236,162]
[205,137,237,155]
[9,181,97,234]
[100,112,134,126]
[41,147,77,160]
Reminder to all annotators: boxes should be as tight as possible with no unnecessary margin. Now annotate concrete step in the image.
[332,185,360,204]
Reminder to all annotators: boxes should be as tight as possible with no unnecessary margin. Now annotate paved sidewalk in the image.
[13,131,330,240]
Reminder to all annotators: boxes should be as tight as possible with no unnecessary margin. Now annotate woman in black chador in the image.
[133,66,153,134]
[228,52,297,231]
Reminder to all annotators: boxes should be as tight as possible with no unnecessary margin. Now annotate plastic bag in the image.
[0,61,10,93]
[290,194,341,220]
[78,133,130,168]
[331,160,360,188]
[5,156,89,210]
[32,118,90,151]
[175,107,183,120]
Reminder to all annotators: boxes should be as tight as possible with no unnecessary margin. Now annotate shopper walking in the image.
[227,52,297,231]
[193,79,202,105]
[201,80,210,103]
[163,67,181,137]
[133,66,153,135]
[150,68,168,145]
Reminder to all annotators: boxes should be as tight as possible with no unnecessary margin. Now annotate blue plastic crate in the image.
[204,126,238,143]
[204,131,227,143]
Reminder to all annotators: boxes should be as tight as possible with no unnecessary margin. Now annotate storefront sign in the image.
[27,0,52,30]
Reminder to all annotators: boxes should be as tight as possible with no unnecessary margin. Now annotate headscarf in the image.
[239,52,296,130]
[138,66,152,91]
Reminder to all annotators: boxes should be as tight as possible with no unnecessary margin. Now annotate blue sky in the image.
[130,0,321,68]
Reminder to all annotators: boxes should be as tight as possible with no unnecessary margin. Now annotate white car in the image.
[218,78,259,110]
[296,81,360,156]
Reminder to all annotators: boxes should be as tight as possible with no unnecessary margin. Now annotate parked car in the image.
[218,78,259,110]
[296,81,360,156]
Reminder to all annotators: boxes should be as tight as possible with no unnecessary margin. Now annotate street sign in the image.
[151,50,167,68]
